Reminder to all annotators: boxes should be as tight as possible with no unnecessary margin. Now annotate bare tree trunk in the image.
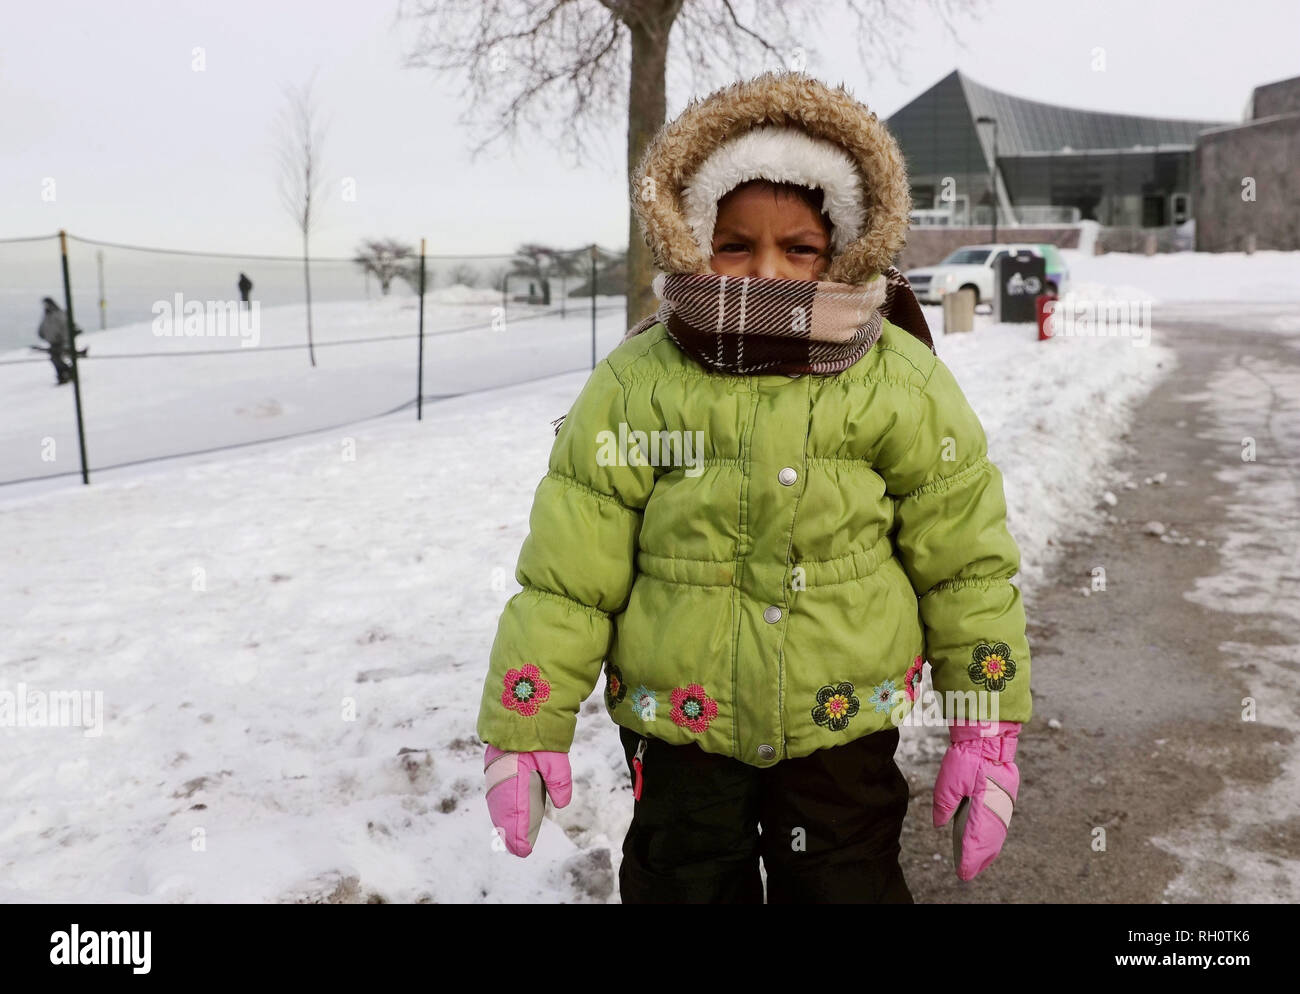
[303,231,316,367]
[625,0,680,330]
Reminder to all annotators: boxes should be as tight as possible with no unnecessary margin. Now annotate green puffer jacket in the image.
[476,316,1032,766]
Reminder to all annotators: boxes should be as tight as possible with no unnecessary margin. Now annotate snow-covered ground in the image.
[1,251,1293,902]
[1058,248,1300,305]
[0,288,626,488]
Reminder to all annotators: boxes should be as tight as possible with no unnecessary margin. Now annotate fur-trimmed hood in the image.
[632,72,912,287]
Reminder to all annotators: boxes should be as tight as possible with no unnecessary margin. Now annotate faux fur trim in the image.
[633,72,912,286]
[682,126,866,259]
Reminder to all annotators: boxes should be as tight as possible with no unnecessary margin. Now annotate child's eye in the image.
[716,243,747,253]
[789,245,819,255]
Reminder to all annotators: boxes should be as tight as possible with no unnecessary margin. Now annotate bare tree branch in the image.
[398,0,628,165]
[276,76,328,236]
[717,0,786,62]
[399,0,980,166]
[396,0,981,323]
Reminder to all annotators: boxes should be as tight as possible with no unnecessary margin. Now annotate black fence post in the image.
[58,230,90,484]
[417,237,427,421]
[590,244,597,370]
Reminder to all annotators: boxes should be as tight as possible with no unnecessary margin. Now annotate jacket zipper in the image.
[633,737,646,801]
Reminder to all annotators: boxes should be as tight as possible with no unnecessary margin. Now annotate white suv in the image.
[905,244,1065,305]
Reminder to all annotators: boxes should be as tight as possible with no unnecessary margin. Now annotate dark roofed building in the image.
[887,70,1229,228]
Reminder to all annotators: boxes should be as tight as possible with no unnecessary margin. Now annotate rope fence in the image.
[0,231,629,487]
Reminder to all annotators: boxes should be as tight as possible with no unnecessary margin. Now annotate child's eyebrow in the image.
[713,227,827,242]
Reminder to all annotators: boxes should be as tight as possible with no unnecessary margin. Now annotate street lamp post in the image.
[976,115,999,243]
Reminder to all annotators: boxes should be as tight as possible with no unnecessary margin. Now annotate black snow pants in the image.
[617,725,913,904]
[47,345,73,384]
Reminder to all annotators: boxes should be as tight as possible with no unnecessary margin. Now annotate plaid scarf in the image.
[625,267,934,376]
[551,268,935,434]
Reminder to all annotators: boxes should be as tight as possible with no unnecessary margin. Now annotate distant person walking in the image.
[37,297,75,385]
[238,272,253,308]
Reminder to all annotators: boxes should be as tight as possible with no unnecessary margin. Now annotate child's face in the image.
[709,185,831,281]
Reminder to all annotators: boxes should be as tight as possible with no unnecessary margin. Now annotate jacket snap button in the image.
[763,605,782,623]
[757,744,776,761]
[778,467,798,486]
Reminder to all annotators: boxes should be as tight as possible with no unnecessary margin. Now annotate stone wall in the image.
[897,226,1082,271]
[1194,115,1300,252]
[1252,75,1300,119]
[1096,226,1194,254]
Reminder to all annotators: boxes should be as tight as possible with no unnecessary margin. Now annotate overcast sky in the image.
[3,0,1297,259]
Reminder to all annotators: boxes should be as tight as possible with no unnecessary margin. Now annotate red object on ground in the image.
[1036,293,1058,341]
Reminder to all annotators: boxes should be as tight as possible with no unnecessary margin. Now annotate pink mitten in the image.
[483,744,573,858]
[932,721,1020,881]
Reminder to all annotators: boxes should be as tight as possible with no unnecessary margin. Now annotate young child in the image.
[477,72,1030,903]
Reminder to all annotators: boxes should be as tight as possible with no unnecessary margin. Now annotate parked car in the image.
[905,243,1069,305]
[1033,243,1070,296]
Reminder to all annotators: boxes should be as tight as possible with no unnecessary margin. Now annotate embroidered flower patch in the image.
[502,663,551,717]
[631,685,658,722]
[670,683,718,734]
[604,662,628,712]
[903,655,925,703]
[968,641,1016,692]
[811,682,860,731]
[869,678,899,714]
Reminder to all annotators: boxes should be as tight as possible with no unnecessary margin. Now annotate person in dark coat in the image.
[37,297,74,384]
[238,272,253,307]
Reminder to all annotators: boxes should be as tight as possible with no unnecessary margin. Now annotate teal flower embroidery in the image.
[631,685,658,722]
[869,679,898,714]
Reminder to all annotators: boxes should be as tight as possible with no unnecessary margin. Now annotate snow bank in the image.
[429,284,506,306]
[1062,249,1300,305]
[1,371,625,903]
[0,295,626,490]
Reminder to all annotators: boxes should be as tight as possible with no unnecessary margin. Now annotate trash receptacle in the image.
[995,250,1047,323]
[1036,292,1057,341]
[943,287,976,334]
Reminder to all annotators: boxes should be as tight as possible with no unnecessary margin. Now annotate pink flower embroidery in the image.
[502,664,551,717]
[670,683,718,734]
[903,655,925,702]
